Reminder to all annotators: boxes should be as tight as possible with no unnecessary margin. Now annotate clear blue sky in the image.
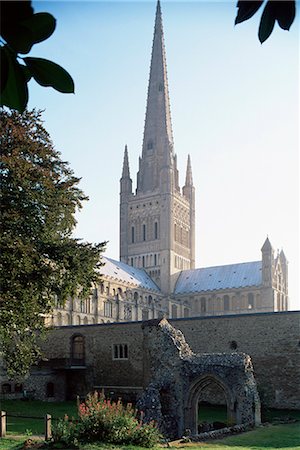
[31,1,299,310]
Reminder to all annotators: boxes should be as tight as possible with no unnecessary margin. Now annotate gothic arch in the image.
[185,374,234,434]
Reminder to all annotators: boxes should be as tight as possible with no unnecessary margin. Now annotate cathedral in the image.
[51,1,288,327]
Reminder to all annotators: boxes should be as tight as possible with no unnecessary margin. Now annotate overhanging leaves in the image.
[235,1,264,25]
[24,57,75,93]
[235,0,296,43]
[1,47,28,112]
[0,1,74,112]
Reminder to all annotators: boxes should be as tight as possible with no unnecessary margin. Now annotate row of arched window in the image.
[56,312,96,326]
[130,253,160,268]
[194,293,257,314]
[171,304,189,319]
[131,221,159,243]
[174,223,189,247]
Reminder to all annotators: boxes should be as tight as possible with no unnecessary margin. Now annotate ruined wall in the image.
[170,311,300,409]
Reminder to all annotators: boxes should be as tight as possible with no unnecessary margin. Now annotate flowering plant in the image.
[52,391,162,447]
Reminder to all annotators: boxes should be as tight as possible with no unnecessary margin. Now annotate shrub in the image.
[51,415,80,448]
[52,392,162,448]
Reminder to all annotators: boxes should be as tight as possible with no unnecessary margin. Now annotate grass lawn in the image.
[0,401,299,450]
[1,422,300,450]
[0,399,77,435]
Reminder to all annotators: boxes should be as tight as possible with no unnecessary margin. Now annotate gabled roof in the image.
[100,257,161,293]
[174,261,262,295]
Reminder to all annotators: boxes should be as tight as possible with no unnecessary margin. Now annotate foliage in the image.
[0,109,106,378]
[235,1,296,43]
[52,392,162,448]
[1,1,74,112]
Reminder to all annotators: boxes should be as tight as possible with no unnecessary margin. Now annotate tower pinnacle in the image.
[121,145,130,179]
[185,154,193,186]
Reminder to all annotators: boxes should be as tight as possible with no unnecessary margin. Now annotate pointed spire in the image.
[137,0,175,193]
[185,154,193,186]
[122,145,130,179]
[144,0,173,147]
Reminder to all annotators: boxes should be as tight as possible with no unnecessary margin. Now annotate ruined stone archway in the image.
[185,374,235,435]
[139,319,261,439]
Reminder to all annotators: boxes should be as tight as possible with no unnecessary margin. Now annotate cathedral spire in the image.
[137,0,176,193]
[184,154,193,187]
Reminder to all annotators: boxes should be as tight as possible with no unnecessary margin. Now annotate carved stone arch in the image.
[185,373,234,434]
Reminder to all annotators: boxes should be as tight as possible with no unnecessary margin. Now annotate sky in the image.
[30,1,299,310]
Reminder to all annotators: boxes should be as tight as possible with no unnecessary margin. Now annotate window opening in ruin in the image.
[143,224,146,241]
[230,340,238,350]
[113,344,128,360]
[71,335,85,365]
[131,226,135,243]
[197,379,228,433]
[46,382,55,398]
[2,383,11,394]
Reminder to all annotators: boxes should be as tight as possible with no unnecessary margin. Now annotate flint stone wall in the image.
[137,319,261,438]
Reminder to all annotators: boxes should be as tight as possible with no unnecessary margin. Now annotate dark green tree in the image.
[1,0,74,113]
[0,109,106,378]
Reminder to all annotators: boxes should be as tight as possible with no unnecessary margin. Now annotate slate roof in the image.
[174,261,262,295]
[100,257,160,292]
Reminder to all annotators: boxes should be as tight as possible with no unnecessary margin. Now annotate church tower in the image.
[120,0,195,294]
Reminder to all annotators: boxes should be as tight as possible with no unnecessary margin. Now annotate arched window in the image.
[83,316,88,325]
[142,309,149,321]
[46,382,54,398]
[184,307,189,318]
[131,226,135,243]
[65,313,71,325]
[104,301,113,317]
[142,256,145,267]
[134,291,139,302]
[143,224,146,241]
[57,312,62,326]
[100,283,104,294]
[200,297,206,313]
[171,304,178,319]
[148,295,152,305]
[106,286,109,295]
[248,293,254,309]
[2,383,11,394]
[15,383,23,393]
[77,315,81,325]
[154,254,157,266]
[224,295,230,311]
[71,335,85,365]
[154,222,158,239]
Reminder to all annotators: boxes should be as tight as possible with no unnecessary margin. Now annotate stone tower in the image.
[120,0,195,294]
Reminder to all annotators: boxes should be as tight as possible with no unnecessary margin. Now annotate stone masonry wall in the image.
[18,311,299,408]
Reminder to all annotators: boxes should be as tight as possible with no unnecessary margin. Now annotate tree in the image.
[1,1,74,113]
[235,1,296,43]
[0,109,106,378]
